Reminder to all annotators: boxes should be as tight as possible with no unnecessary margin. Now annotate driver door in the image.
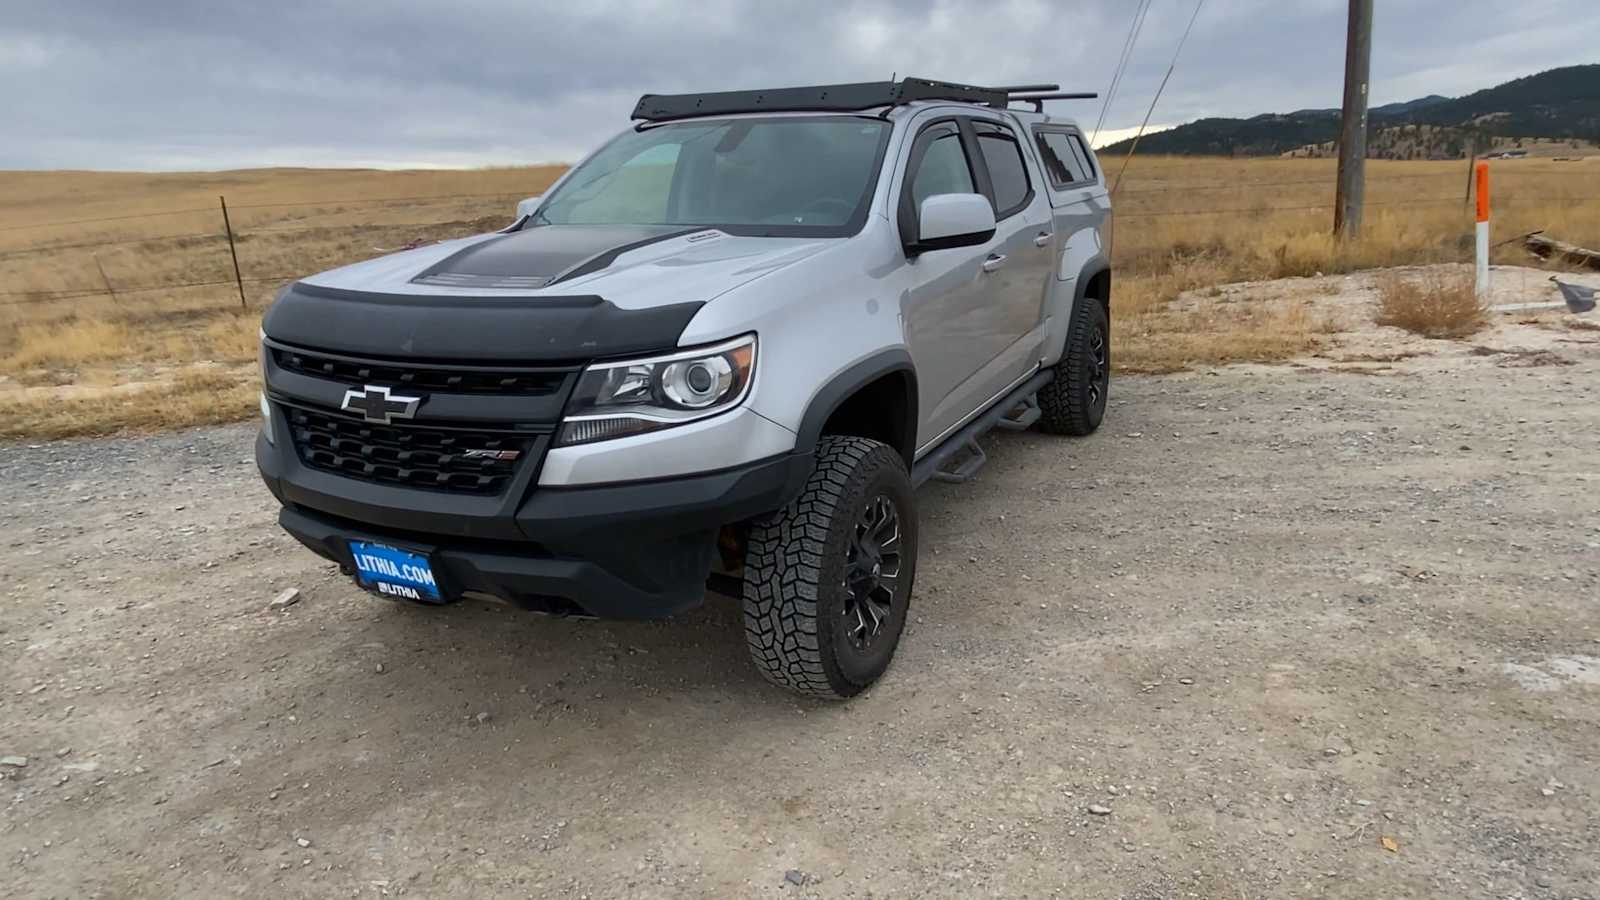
[899,117,1042,452]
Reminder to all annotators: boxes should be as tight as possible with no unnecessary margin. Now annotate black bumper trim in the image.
[264,445,813,619]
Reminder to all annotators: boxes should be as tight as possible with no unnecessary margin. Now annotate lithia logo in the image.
[340,385,422,424]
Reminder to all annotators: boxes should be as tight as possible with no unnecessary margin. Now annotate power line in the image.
[1092,0,1154,145]
[1111,0,1209,196]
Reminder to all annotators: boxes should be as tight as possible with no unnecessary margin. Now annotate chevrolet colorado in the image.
[256,77,1112,698]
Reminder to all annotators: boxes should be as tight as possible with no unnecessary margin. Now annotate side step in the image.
[931,439,987,483]
[911,369,1055,487]
[934,396,1034,481]
[995,395,1041,432]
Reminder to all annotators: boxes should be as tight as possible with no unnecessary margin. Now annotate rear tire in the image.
[1037,296,1109,436]
[741,436,917,699]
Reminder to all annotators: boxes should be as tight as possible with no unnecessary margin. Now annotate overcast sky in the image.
[3,0,1596,171]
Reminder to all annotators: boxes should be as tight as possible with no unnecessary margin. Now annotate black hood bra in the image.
[410,224,702,290]
[261,223,716,363]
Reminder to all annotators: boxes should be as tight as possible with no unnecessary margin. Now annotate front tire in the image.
[1036,296,1109,436]
[741,436,917,699]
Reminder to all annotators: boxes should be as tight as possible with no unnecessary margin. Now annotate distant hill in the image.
[1371,95,1449,117]
[1102,65,1600,159]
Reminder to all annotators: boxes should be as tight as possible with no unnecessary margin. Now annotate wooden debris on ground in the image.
[1525,232,1600,271]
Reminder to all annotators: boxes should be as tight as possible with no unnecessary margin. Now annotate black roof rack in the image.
[631,77,1093,122]
[1009,91,1101,113]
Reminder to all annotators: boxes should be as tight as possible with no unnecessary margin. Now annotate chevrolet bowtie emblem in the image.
[340,384,423,424]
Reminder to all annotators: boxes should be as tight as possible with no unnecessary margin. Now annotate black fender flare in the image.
[794,349,919,469]
[1074,259,1112,316]
[1045,259,1112,363]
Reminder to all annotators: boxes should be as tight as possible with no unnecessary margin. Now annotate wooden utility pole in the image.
[1333,0,1373,239]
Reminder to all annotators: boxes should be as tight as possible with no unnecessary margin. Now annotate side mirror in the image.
[515,195,543,221]
[910,193,996,255]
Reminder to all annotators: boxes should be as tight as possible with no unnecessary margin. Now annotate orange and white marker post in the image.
[1475,160,1491,298]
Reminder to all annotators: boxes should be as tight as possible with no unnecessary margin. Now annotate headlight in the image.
[557,334,756,446]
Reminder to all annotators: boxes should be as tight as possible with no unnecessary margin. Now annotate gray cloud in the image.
[2,0,1595,170]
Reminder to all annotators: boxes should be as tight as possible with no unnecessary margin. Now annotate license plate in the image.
[348,541,443,602]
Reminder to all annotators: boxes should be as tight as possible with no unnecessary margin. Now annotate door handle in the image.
[1034,232,1052,248]
[981,254,1007,273]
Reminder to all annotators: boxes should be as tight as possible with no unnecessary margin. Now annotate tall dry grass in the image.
[1,156,1597,439]
[1107,156,1598,369]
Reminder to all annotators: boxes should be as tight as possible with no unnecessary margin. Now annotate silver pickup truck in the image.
[255,77,1112,698]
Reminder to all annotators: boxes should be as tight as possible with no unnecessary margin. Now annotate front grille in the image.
[287,407,534,495]
[273,348,569,395]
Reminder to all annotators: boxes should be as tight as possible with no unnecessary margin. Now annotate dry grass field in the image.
[1,155,1597,441]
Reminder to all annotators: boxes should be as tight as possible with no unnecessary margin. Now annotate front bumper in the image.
[258,430,811,618]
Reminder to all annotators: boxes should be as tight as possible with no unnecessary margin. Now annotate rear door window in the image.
[1035,130,1094,189]
[1067,134,1098,181]
[972,121,1031,218]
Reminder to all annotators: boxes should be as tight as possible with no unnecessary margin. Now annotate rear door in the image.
[967,116,1055,369]
[1031,126,1107,280]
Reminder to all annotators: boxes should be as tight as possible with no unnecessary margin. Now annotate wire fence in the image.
[0,164,1589,312]
[0,188,530,309]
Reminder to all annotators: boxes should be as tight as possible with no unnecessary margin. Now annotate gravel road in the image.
[4,338,1599,898]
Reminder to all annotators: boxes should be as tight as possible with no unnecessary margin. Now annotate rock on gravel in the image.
[269,588,301,610]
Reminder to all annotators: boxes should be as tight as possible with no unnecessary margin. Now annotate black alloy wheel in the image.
[841,493,903,653]
[1086,321,1109,412]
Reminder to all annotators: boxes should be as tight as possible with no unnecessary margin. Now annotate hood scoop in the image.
[410,223,700,289]
[412,272,556,290]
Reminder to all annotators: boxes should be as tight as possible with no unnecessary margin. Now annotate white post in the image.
[1474,161,1490,299]
[1475,222,1489,297]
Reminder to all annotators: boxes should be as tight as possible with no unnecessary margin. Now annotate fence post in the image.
[219,195,246,309]
[1474,161,1490,299]
[1462,152,1476,212]
[91,253,118,305]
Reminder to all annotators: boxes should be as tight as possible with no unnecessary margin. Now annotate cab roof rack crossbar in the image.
[1009,91,1101,113]
[631,77,1093,122]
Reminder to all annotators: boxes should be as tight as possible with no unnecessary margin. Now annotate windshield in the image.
[534,116,891,237]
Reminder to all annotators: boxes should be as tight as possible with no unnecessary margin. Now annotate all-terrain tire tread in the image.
[741,436,905,699]
[1036,298,1108,436]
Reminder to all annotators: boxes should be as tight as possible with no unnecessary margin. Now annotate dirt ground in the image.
[4,275,1600,899]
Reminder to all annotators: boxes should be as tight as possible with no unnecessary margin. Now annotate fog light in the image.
[260,391,275,444]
